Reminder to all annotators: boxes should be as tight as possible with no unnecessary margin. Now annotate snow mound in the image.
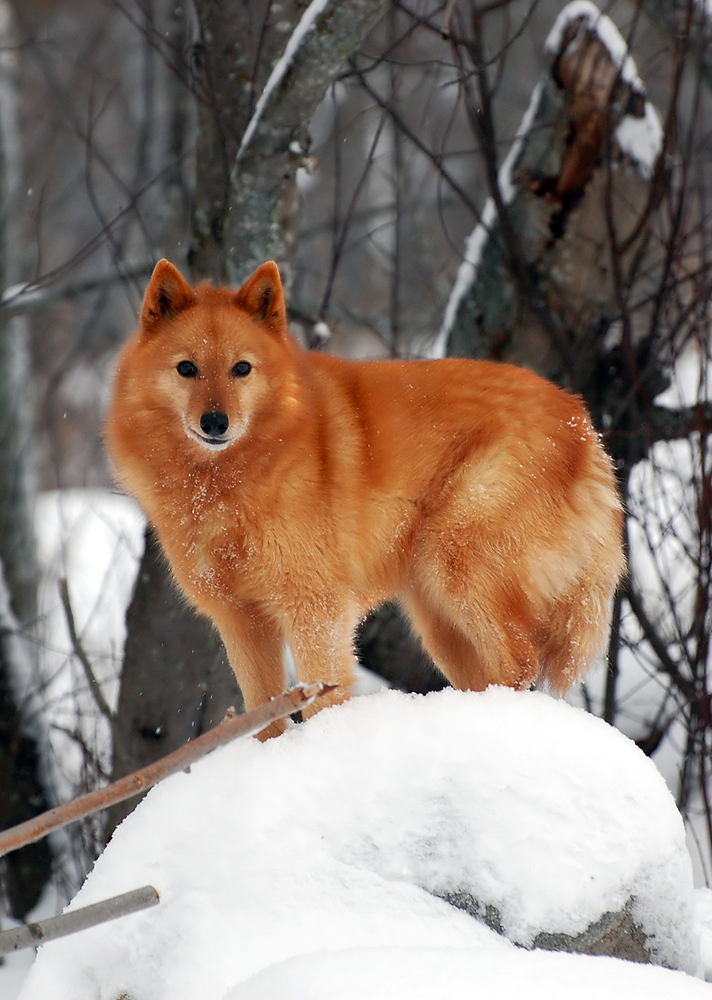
[227,945,712,1000]
[20,688,699,1000]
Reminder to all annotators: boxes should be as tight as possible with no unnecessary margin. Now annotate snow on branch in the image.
[431,81,544,358]
[237,0,332,161]
[545,0,663,180]
[437,0,664,361]
[221,0,386,286]
[546,0,645,90]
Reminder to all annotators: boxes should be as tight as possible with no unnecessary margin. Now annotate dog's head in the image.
[108,259,301,468]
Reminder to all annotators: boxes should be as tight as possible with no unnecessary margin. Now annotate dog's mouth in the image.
[186,426,233,451]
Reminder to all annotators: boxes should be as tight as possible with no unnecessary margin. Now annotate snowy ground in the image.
[13,686,712,999]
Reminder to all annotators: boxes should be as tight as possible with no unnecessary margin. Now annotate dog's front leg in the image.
[285,602,359,721]
[211,602,289,740]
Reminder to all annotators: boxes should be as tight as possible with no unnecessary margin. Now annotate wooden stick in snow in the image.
[0,885,160,956]
[0,682,335,859]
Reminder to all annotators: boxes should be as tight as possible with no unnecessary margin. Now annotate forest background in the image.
[0,0,710,928]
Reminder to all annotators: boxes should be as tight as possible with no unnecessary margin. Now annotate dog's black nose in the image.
[200,411,229,437]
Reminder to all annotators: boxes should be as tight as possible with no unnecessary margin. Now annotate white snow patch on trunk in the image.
[237,0,331,161]
[436,1,663,355]
[431,81,544,358]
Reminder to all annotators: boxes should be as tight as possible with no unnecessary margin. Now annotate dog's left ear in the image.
[141,259,195,331]
[235,261,286,336]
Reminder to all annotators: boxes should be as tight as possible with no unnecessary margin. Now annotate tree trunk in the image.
[0,1,37,627]
[0,561,51,919]
[110,0,387,834]
[443,7,663,410]
[0,2,50,917]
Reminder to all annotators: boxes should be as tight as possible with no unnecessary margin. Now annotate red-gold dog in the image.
[105,260,624,737]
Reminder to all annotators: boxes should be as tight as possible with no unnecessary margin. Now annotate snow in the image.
[33,490,145,799]
[17,686,706,999]
[697,890,712,975]
[614,101,663,181]
[227,944,709,1000]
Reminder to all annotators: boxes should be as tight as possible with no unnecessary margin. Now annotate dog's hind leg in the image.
[403,569,542,694]
[400,588,486,691]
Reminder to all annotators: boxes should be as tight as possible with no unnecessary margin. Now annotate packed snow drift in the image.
[18,687,704,999]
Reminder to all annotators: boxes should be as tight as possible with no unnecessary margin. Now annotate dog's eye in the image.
[176,360,198,378]
[232,360,252,377]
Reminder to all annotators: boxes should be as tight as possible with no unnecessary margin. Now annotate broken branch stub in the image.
[0,885,160,956]
[445,4,663,397]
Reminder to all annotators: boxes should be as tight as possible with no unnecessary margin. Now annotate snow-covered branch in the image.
[237,0,332,162]
[438,0,664,398]
[223,0,387,288]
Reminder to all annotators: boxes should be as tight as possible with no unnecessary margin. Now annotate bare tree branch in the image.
[623,583,697,705]
[58,577,114,723]
[0,262,155,319]
[0,682,335,859]
[0,885,159,956]
[640,0,712,93]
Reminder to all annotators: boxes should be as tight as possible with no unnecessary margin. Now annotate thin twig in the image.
[623,584,697,704]
[0,262,154,319]
[58,577,114,722]
[0,682,335,859]
[0,885,160,956]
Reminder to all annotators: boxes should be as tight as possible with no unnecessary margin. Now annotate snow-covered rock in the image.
[19,688,701,999]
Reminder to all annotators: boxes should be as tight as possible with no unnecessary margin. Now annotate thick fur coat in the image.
[105,260,625,737]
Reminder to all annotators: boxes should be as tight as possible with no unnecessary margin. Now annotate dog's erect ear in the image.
[141,259,195,331]
[234,261,286,336]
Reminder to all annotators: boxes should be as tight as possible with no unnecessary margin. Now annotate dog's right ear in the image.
[234,261,286,337]
[140,259,195,331]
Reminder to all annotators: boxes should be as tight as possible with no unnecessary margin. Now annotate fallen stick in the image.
[0,885,160,956]
[0,681,335,859]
